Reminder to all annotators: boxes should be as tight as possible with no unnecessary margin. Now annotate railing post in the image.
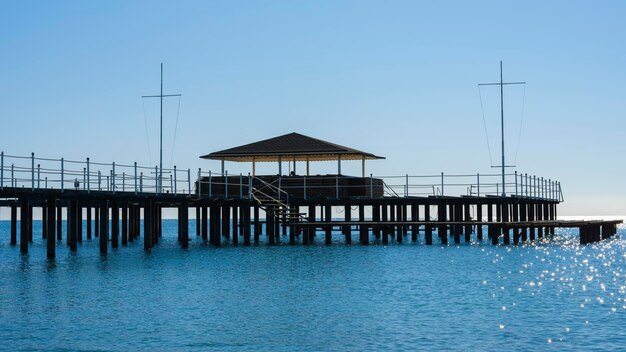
[336,175,339,199]
[197,168,201,196]
[187,168,191,196]
[239,173,243,199]
[134,162,137,194]
[514,171,518,196]
[524,173,528,197]
[225,171,228,198]
[11,164,14,187]
[174,166,177,194]
[441,172,444,197]
[45,177,47,188]
[87,158,91,193]
[170,174,173,193]
[405,174,409,197]
[140,172,144,192]
[31,152,35,191]
[112,162,116,194]
[122,172,126,192]
[155,166,158,194]
[477,173,480,197]
[533,175,537,198]
[0,151,3,190]
[248,173,252,199]
[61,158,64,193]
[82,167,86,190]
[208,170,212,197]
[304,175,307,200]
[38,164,41,189]
[98,170,101,191]
[370,173,373,198]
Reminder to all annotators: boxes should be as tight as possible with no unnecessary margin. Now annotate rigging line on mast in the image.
[141,97,153,165]
[478,85,494,167]
[169,95,182,168]
[513,84,526,165]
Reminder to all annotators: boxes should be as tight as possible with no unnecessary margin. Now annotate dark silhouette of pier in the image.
[0,136,620,259]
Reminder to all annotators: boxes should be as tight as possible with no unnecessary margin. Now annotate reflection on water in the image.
[0,220,625,351]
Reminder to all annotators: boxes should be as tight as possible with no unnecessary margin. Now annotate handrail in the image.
[0,151,563,201]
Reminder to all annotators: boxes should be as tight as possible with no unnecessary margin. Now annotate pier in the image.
[0,134,621,258]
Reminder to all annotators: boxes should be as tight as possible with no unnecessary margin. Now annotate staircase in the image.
[250,177,308,224]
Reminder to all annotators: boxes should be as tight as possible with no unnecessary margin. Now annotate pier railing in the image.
[0,152,563,201]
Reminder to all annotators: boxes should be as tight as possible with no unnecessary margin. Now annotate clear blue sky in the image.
[1,1,624,215]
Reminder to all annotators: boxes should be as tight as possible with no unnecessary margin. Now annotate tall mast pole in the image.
[159,63,163,193]
[500,61,505,197]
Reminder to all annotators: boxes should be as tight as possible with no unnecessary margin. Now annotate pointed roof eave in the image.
[199,132,385,163]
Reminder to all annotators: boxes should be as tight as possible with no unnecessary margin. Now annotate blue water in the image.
[1,220,626,351]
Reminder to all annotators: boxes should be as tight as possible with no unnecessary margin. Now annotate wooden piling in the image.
[100,201,109,254]
[253,206,260,244]
[359,205,368,245]
[121,204,128,245]
[201,206,208,241]
[425,205,432,245]
[476,203,483,241]
[180,202,189,249]
[143,200,152,251]
[411,204,419,242]
[343,205,351,243]
[232,206,239,245]
[10,205,17,245]
[46,197,56,259]
[19,199,29,253]
[68,199,77,251]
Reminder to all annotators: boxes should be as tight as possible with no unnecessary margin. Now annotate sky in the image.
[0,1,625,215]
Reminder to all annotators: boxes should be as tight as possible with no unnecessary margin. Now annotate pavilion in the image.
[198,132,385,199]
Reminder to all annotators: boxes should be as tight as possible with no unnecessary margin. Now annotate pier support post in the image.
[57,205,63,241]
[86,207,92,240]
[395,204,402,244]
[68,199,77,251]
[100,201,109,254]
[359,205,368,245]
[502,203,510,245]
[453,203,461,244]
[222,205,230,239]
[77,204,82,243]
[253,206,260,244]
[111,201,119,248]
[463,204,471,242]
[325,205,332,245]
[201,206,208,241]
[411,203,419,242]
[476,203,483,241]
[425,205,432,245]
[267,207,275,245]
[243,205,251,245]
[94,206,99,238]
[232,205,239,245]
[143,200,152,251]
[10,205,17,245]
[20,199,29,253]
[438,203,447,245]
[372,205,381,240]
[180,202,189,249]
[381,204,389,245]
[47,196,56,259]
[343,205,352,244]
[121,204,128,245]
[196,206,201,236]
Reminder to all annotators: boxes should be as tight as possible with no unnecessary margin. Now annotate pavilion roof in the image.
[200,132,384,162]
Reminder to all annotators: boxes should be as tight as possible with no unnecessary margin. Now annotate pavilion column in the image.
[221,159,225,175]
[361,157,365,177]
[278,156,282,175]
[306,157,310,176]
[338,155,342,175]
[252,157,256,176]
[293,156,296,175]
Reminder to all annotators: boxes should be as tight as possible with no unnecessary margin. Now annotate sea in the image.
[1,218,626,351]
